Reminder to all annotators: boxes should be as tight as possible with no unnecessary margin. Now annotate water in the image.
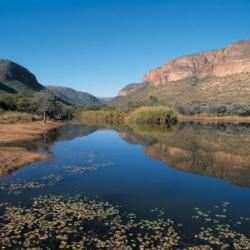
[0,122,250,248]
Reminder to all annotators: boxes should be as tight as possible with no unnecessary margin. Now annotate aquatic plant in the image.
[191,202,250,249]
[0,196,249,249]
[0,194,180,249]
[63,161,114,175]
[128,106,178,125]
[81,110,128,125]
[0,174,63,195]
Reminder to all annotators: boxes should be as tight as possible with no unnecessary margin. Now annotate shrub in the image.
[0,94,16,110]
[0,112,41,124]
[81,110,128,124]
[128,106,178,125]
[177,103,250,117]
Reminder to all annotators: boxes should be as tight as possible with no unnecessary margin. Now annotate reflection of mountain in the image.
[119,123,250,188]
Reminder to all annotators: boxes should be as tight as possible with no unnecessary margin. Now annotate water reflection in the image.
[116,122,250,188]
[1,121,250,188]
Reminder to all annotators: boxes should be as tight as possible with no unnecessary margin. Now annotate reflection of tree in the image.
[119,122,250,188]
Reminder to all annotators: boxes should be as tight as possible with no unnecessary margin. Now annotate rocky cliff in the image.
[117,83,141,97]
[113,39,250,106]
[143,39,250,86]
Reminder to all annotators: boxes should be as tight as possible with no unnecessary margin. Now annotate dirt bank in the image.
[0,121,62,177]
[0,121,62,143]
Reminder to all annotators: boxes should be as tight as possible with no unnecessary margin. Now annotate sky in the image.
[0,0,250,97]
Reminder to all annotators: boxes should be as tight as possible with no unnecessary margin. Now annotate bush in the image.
[0,94,16,110]
[0,112,41,124]
[177,103,250,116]
[128,106,178,125]
[81,110,128,124]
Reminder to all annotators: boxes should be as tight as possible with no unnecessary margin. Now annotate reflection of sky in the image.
[1,125,250,235]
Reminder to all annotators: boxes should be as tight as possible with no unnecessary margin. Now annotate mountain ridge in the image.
[46,85,101,106]
[0,59,44,93]
[113,39,250,106]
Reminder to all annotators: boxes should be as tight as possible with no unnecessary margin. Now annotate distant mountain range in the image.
[113,39,250,106]
[2,39,250,108]
[46,86,101,106]
[0,59,101,106]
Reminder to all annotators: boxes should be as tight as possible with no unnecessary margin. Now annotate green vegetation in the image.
[0,111,41,124]
[112,74,250,117]
[80,109,128,124]
[46,86,102,106]
[0,91,73,120]
[128,106,178,125]
[0,194,249,249]
[79,106,178,127]
[178,102,250,116]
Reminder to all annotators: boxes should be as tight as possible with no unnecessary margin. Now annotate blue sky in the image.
[0,0,250,97]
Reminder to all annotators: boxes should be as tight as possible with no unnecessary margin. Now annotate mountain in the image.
[0,59,101,107]
[117,83,141,97]
[0,59,44,94]
[46,86,101,106]
[113,39,250,106]
[98,97,115,104]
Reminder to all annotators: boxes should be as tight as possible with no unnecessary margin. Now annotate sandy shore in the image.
[0,121,62,177]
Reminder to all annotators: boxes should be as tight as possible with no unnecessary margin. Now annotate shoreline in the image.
[179,115,250,123]
[0,121,63,177]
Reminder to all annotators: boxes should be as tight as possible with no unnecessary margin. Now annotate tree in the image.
[34,91,62,123]
[148,95,159,106]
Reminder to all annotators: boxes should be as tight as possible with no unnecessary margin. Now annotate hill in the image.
[0,60,44,94]
[46,86,101,106]
[113,39,250,107]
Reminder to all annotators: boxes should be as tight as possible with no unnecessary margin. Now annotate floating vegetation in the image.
[63,161,114,175]
[0,194,180,249]
[0,196,249,249]
[0,174,63,195]
[192,202,250,249]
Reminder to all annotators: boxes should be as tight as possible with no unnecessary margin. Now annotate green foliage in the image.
[81,110,128,124]
[178,103,250,116]
[0,94,16,110]
[128,106,178,125]
[112,74,250,111]
[148,95,159,105]
[0,91,73,119]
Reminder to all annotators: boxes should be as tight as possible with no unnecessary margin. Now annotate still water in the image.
[0,122,250,248]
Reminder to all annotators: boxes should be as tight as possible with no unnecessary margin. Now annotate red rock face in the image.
[117,83,140,96]
[143,40,250,86]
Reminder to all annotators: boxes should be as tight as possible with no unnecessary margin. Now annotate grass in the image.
[80,106,179,127]
[128,106,178,125]
[78,106,178,126]
[0,147,51,177]
[0,111,41,124]
[80,110,128,125]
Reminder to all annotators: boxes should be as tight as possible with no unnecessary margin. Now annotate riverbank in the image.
[180,115,250,123]
[0,120,62,176]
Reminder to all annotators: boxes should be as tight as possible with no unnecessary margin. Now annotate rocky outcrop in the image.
[117,83,141,97]
[0,59,44,93]
[143,39,250,86]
